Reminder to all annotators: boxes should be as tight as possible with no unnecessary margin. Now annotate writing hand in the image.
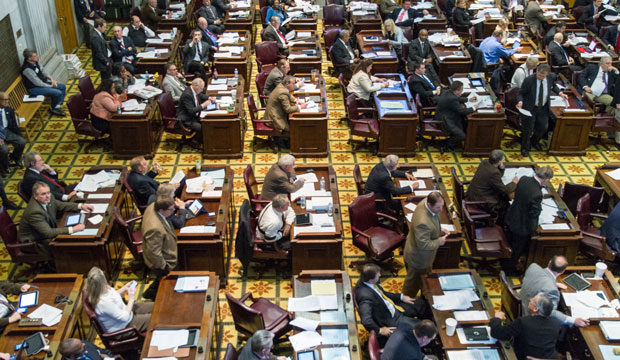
[81,204,95,213]
[20,284,30,293]
[73,224,86,232]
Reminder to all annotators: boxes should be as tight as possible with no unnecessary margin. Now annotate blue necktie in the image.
[422,75,435,90]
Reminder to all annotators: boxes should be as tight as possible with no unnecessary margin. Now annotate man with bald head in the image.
[407,29,438,81]
[59,338,112,360]
[196,17,219,52]
[123,15,156,47]
[176,78,215,142]
[109,26,137,74]
[549,33,582,73]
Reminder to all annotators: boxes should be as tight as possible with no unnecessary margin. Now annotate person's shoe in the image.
[520,149,530,157]
[50,108,65,116]
[532,142,543,151]
[10,159,23,169]
[2,200,20,210]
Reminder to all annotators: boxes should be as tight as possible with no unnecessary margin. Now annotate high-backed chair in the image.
[0,206,48,275]
[130,6,141,17]
[323,27,341,61]
[345,94,379,153]
[499,270,522,321]
[450,167,487,218]
[572,6,585,27]
[225,292,293,342]
[68,93,105,153]
[368,330,382,360]
[243,165,271,215]
[348,193,406,274]
[503,86,521,146]
[78,76,96,106]
[260,6,269,27]
[416,95,447,152]
[223,343,239,360]
[123,173,147,214]
[158,92,196,151]
[113,206,147,280]
[353,164,366,196]
[255,71,271,107]
[575,193,617,263]
[17,181,29,203]
[255,41,282,73]
[247,94,280,153]
[249,210,289,278]
[323,4,345,28]
[558,182,605,214]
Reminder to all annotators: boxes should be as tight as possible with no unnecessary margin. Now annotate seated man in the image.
[510,56,539,88]
[198,0,226,34]
[0,281,32,332]
[408,61,441,106]
[141,0,166,30]
[365,154,417,211]
[21,49,67,117]
[330,29,358,77]
[256,194,295,250]
[435,81,477,152]
[261,154,305,200]
[389,0,427,27]
[543,20,567,47]
[601,201,620,252]
[177,78,216,143]
[465,149,517,223]
[127,156,182,209]
[22,152,78,201]
[147,183,190,229]
[59,338,112,360]
[549,33,582,72]
[579,56,618,116]
[109,26,137,74]
[196,17,220,53]
[264,59,303,97]
[263,17,289,56]
[490,293,562,360]
[123,15,156,47]
[265,76,307,146]
[381,320,437,360]
[0,92,26,176]
[162,63,187,103]
[355,264,430,343]
[18,182,93,257]
[479,30,522,64]
[239,330,287,360]
[407,29,439,81]
[182,29,210,80]
[603,24,620,52]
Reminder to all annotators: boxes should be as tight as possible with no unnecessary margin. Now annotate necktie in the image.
[595,6,598,26]
[420,40,424,52]
[208,7,214,18]
[372,284,405,313]
[120,40,125,49]
[422,75,435,89]
[603,71,608,94]
[39,172,65,193]
[615,32,620,52]
[43,204,57,227]
[397,9,406,22]
[537,80,544,106]
[276,29,286,44]
[560,44,569,64]
[195,93,200,107]
[434,214,440,228]
[85,0,91,12]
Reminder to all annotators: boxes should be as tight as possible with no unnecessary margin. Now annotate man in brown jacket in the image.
[141,197,178,300]
[402,192,449,297]
[261,154,305,200]
[465,149,518,224]
[265,76,307,148]
[141,0,166,30]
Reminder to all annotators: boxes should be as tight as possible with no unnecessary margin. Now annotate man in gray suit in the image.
[263,59,303,97]
[520,256,590,327]
[198,0,225,34]
[162,63,187,102]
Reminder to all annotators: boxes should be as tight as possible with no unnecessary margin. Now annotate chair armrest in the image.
[351,225,380,257]
[583,231,606,241]
[7,243,41,250]
[101,327,139,339]
[250,198,272,206]
[475,238,503,243]
[239,291,253,303]
[591,213,608,220]
[376,212,399,223]
[264,312,291,332]
[127,215,143,224]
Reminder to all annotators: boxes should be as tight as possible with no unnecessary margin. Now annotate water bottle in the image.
[320,176,326,191]
[234,68,239,81]
[116,105,121,114]
[327,202,333,217]
[145,70,149,79]
[300,195,306,209]
[195,159,201,172]
[213,67,218,80]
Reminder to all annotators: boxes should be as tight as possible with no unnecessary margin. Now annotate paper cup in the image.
[596,262,608,278]
[446,317,457,336]
[77,191,84,199]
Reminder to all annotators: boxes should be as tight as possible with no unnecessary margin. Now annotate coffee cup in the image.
[446,318,457,336]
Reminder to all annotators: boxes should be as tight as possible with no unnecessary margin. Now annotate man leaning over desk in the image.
[261,154,305,200]
[364,154,418,212]
[256,194,295,251]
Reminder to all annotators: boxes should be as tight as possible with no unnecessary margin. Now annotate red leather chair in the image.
[248,210,289,278]
[255,41,281,73]
[223,343,239,360]
[17,181,28,203]
[348,193,406,274]
[158,92,196,152]
[260,6,270,26]
[0,206,48,274]
[416,94,447,152]
[503,86,521,147]
[500,270,522,321]
[225,292,293,342]
[255,71,271,107]
[329,46,351,78]
[247,94,280,152]
[123,173,147,214]
[323,27,341,61]
[345,94,379,153]
[323,4,345,28]
[243,164,271,216]
[78,76,96,106]
[353,164,365,196]
[67,93,105,153]
[368,330,382,360]
[450,167,487,218]
[113,206,147,280]
[575,193,617,263]
[81,288,144,356]
[572,6,585,27]
[558,182,605,214]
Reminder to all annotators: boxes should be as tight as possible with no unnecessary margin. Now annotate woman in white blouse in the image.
[383,19,409,52]
[87,267,153,334]
[347,59,389,106]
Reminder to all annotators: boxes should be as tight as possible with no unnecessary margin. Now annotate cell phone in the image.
[14,343,27,351]
[129,281,138,290]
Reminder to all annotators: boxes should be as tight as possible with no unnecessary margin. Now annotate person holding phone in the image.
[86,267,152,334]
[0,281,31,332]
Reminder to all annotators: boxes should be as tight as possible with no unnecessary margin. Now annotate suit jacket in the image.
[578,63,618,95]
[212,0,230,18]
[490,316,561,360]
[573,0,592,8]
[517,73,560,111]
[453,7,472,27]
[603,201,620,252]
[379,0,400,17]
[581,3,614,31]
[199,5,222,25]
[389,7,423,27]
[506,176,542,236]
[500,0,523,13]
[543,26,565,47]
[198,26,219,51]
[141,203,178,270]
[261,163,303,200]
[177,86,208,126]
[23,169,69,201]
[262,25,288,54]
[265,83,299,132]
[141,5,164,29]
[525,1,547,36]
[263,67,285,96]
[603,25,619,47]
[465,160,516,215]
[408,73,438,105]
[162,75,187,102]
[182,39,210,72]
[549,40,571,67]
[90,29,110,72]
[74,0,94,23]
[435,90,474,131]
[18,197,80,246]
[0,107,22,137]
[404,198,442,270]
[445,0,455,19]
[381,322,425,360]
[109,36,137,64]
[520,263,570,324]
[331,38,355,65]
[407,38,432,71]
[364,162,411,203]
[127,169,159,208]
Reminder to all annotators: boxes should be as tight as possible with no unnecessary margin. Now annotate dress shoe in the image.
[2,200,20,210]
[50,108,66,116]
[532,142,543,151]
[10,159,23,169]
[520,149,530,157]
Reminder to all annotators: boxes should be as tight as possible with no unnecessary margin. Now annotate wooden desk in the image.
[595,163,620,209]
[109,97,163,160]
[548,76,593,156]
[52,167,127,279]
[568,31,620,66]
[200,76,245,159]
[429,33,472,84]
[0,274,84,360]
[290,76,329,157]
[290,165,343,274]
[422,269,516,359]
[289,32,322,75]
[292,271,361,360]
[158,3,194,35]
[177,166,234,283]
[141,271,219,360]
[559,266,620,360]
[398,164,464,269]
[350,11,382,34]
[135,30,183,75]
[288,14,319,32]
[213,31,251,93]
[510,40,547,66]
[413,5,448,32]
[224,8,255,38]
[356,31,398,74]
[372,73,418,157]
[449,73,505,157]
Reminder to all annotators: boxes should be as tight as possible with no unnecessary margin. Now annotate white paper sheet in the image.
[151,329,189,350]
[28,304,63,327]
[289,331,322,352]
[290,316,320,331]
[82,203,108,214]
[88,215,103,225]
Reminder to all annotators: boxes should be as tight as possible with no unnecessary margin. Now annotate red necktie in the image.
[40,172,65,193]
[195,94,199,107]
[594,6,598,26]
[397,9,406,22]
[276,29,286,43]
[615,32,620,53]
[120,41,125,49]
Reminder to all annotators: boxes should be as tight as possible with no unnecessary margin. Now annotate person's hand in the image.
[516,101,523,109]
[560,92,569,100]
[81,204,95,212]
[379,327,396,336]
[512,176,518,184]
[382,82,390,88]
[594,12,601,18]
[0,140,4,146]
[67,190,77,200]
[515,46,523,52]
[574,318,590,327]
[216,19,222,24]
[73,224,86,232]
[584,86,592,93]
[128,46,133,51]
[172,182,180,189]
[354,49,360,57]
[405,172,415,181]
[494,311,506,320]
[8,312,21,324]
[128,284,137,299]
[201,99,212,108]
[439,233,448,246]
[51,79,58,87]
[564,40,572,47]
[282,223,291,237]
[411,181,420,191]
[300,102,308,109]
[0,352,11,360]
[20,284,30,293]
[569,57,574,64]
[423,9,430,15]
[426,57,433,63]
[152,162,161,172]
[556,282,567,290]
[175,198,186,209]
[402,295,415,304]
[89,10,95,17]
[83,17,88,23]
[289,178,295,184]
[435,87,441,95]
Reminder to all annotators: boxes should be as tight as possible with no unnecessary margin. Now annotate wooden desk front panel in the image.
[213,31,251,93]
[595,164,620,209]
[109,106,162,159]
[289,118,328,157]
[463,117,505,157]
[202,118,243,158]
[527,234,580,268]
[548,115,592,156]
[378,117,418,156]
[224,8,256,34]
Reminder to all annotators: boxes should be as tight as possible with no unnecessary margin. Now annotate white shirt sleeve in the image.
[94,290,133,332]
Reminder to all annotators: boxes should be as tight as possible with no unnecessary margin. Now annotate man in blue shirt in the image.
[480,29,523,64]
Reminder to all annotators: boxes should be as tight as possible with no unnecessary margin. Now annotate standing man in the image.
[381,320,437,360]
[123,16,156,47]
[162,63,187,103]
[21,49,66,117]
[176,78,215,143]
[265,76,307,141]
[402,192,449,297]
[74,0,96,49]
[517,64,568,156]
[109,26,138,75]
[525,0,548,37]
[22,152,78,201]
[263,59,303,97]
[364,154,417,211]
[407,29,438,81]
[0,92,26,176]
[261,154,305,200]
[435,81,477,152]
[182,29,210,80]
[198,0,226,34]
[256,194,295,250]
[141,197,178,300]
[502,166,553,274]
[91,18,112,80]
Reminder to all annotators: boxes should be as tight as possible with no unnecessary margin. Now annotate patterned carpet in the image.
[0,18,618,359]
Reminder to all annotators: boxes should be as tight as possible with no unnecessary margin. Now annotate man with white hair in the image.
[510,57,539,88]
[262,16,289,55]
[549,32,582,73]
[365,154,418,211]
[261,154,305,200]
[238,330,287,360]
[176,78,215,143]
[196,17,219,52]
[109,26,137,74]
[256,194,295,250]
[123,16,156,47]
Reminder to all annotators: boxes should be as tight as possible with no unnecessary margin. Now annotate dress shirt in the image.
[364,282,403,317]
[0,109,7,128]
[545,268,576,324]
[96,29,113,57]
[256,202,295,242]
[340,39,355,63]
[510,64,532,88]
[590,67,609,96]
[396,8,409,22]
[30,168,70,201]
[534,78,548,106]
[479,36,517,64]
[270,24,286,45]
[192,41,203,62]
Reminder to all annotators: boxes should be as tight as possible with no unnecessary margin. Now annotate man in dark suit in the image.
[124,16,156,47]
[109,26,137,74]
[502,166,553,275]
[602,202,620,252]
[580,0,615,34]
[59,339,113,360]
[407,29,438,81]
[22,152,78,201]
[141,0,166,30]
[435,81,477,151]
[381,320,437,360]
[490,293,562,360]
[579,56,618,111]
[330,29,358,77]
[543,20,566,47]
[182,29,210,80]
[263,17,289,56]
[364,155,418,211]
[516,64,567,156]
[90,18,111,80]
[74,0,96,48]
[549,33,582,72]
[355,264,430,342]
[389,0,427,27]
[212,0,232,18]
[573,0,593,8]
[238,330,286,360]
[176,78,215,142]
[408,62,441,106]
[603,24,620,51]
[0,92,26,176]
[127,156,176,209]
[198,0,225,34]
[196,17,220,53]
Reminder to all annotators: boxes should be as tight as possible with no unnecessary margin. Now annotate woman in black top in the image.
[453,0,483,39]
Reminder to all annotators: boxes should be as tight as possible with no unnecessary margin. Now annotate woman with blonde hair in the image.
[495,18,511,44]
[86,266,153,333]
[347,59,389,106]
[383,19,409,52]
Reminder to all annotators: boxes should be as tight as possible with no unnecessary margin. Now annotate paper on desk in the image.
[88,193,113,199]
[186,176,213,193]
[88,215,103,225]
[202,190,222,197]
[550,96,569,108]
[291,316,320,331]
[456,326,497,344]
[405,203,417,211]
[170,170,186,184]
[306,197,333,211]
[571,305,619,319]
[441,224,456,232]
[540,223,570,230]
[292,182,318,200]
[174,276,209,292]
[71,228,98,236]
[82,203,108,214]
[415,190,438,196]
[311,279,337,295]
[311,213,335,228]
[432,289,478,310]
[208,84,228,91]
[321,328,349,345]
[453,310,489,321]
[202,169,225,179]
[179,225,216,233]
[471,17,485,24]
[289,331,322,352]
[400,180,426,189]
[412,169,434,178]
[600,321,620,340]
[440,273,475,290]
[318,295,338,310]
[447,349,501,360]
[320,311,347,323]
[151,329,189,350]
[288,295,321,312]
[29,304,62,327]
[321,347,350,360]
[605,168,620,180]
[297,172,318,183]
[294,225,336,237]
[406,213,413,222]
[501,167,535,185]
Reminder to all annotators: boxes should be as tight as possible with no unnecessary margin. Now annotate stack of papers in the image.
[539,198,559,224]
[134,86,163,100]
[122,99,147,112]
[321,348,350,360]
[174,276,209,292]
[306,197,333,211]
[74,170,116,192]
[404,203,417,212]
[290,316,320,331]
[321,328,349,345]
[400,179,426,189]
[320,311,347,323]
[185,176,215,193]
[293,225,336,237]
[605,168,620,180]
[447,348,500,359]
[289,331,322,352]
[297,172,318,183]
[311,279,337,295]
[600,321,620,340]
[81,203,108,214]
[501,167,535,185]
[179,225,216,233]
[288,294,338,311]
[433,289,479,310]
[453,310,489,321]
[151,329,189,350]
[311,213,335,227]
[291,182,330,200]
[550,96,569,108]
[28,304,63,327]
[563,290,619,319]
[413,168,434,178]
[599,345,620,360]
[439,274,475,290]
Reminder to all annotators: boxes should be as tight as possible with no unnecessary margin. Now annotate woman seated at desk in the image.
[347,59,389,107]
[87,266,153,334]
[453,0,483,39]
[495,17,510,45]
[110,62,135,90]
[265,0,287,32]
[90,79,127,135]
[383,19,409,64]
